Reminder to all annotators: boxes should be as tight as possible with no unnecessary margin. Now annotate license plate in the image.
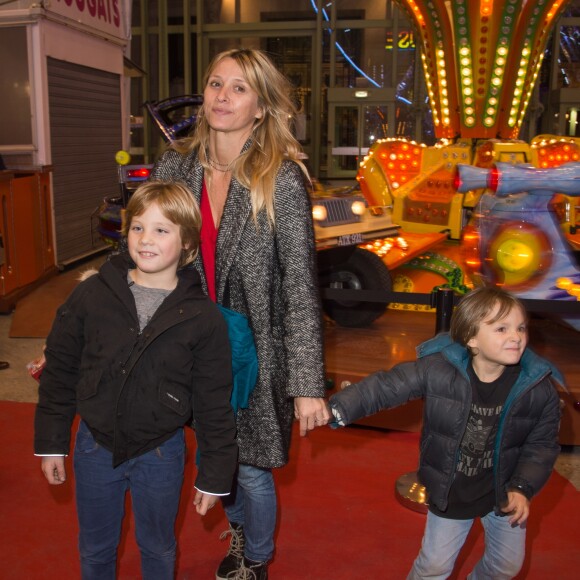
[337,233,364,246]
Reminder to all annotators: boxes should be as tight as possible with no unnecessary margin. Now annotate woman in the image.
[151,48,330,579]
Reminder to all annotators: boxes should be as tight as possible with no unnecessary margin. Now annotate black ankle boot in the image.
[236,556,269,580]
[215,522,245,579]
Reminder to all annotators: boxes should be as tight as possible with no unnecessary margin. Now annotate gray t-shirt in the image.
[127,273,173,330]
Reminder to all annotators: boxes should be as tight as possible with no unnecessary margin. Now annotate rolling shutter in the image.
[47,57,122,265]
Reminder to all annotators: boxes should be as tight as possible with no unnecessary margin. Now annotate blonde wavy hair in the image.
[122,180,201,268]
[173,48,309,224]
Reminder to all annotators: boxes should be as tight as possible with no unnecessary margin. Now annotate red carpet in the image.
[0,401,577,579]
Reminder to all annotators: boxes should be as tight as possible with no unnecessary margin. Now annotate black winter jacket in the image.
[34,254,238,495]
[329,333,562,512]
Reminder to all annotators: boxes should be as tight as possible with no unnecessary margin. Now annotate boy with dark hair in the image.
[328,287,562,579]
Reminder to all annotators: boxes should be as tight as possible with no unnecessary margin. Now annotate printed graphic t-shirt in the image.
[430,362,521,519]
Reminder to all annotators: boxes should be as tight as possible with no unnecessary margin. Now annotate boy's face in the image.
[467,302,528,373]
[127,201,187,288]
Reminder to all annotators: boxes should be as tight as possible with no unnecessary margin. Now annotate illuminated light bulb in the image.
[497,57,506,66]
[312,205,327,221]
[395,237,409,250]
[487,107,495,115]
[494,67,503,76]
[465,107,474,115]
[498,47,508,56]
[461,57,470,66]
[492,77,501,86]
[392,182,400,189]
[466,116,475,124]
[516,78,524,86]
[462,67,472,76]
[390,153,397,160]
[484,117,494,126]
[460,47,470,56]
[351,201,366,216]
[489,97,498,105]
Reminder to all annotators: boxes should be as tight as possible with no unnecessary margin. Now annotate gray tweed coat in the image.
[151,147,326,468]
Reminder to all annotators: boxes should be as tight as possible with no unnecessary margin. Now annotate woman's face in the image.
[203,57,263,141]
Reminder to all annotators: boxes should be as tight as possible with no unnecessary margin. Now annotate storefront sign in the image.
[46,0,126,40]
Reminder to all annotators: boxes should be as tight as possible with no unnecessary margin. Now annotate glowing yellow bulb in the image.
[312,205,327,221]
[351,201,366,216]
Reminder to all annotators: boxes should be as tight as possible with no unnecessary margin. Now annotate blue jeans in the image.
[222,464,277,562]
[408,510,526,579]
[73,421,185,580]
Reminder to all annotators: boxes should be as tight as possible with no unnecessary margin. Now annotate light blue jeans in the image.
[222,463,277,562]
[73,421,185,580]
[407,510,526,579]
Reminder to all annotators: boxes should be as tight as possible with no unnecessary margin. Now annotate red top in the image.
[200,180,218,302]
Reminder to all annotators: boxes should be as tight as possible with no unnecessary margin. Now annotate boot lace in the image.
[220,524,245,560]
[231,561,260,580]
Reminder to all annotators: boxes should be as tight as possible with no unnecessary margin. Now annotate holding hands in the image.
[294,397,331,436]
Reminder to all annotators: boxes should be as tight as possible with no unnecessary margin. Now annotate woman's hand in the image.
[294,397,331,436]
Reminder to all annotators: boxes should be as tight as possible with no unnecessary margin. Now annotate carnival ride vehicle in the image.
[457,161,580,330]
[352,0,580,304]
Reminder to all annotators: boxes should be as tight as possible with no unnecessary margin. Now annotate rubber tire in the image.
[321,247,392,327]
